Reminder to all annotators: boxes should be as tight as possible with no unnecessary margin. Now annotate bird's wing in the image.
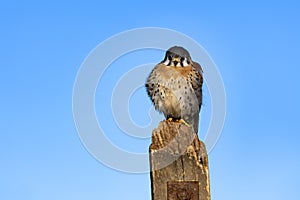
[192,61,203,75]
[191,61,203,109]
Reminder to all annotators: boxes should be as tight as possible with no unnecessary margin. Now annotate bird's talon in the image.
[167,117,173,122]
[178,119,190,127]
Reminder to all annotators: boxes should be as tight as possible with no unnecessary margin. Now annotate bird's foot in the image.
[167,118,190,127]
[177,119,190,127]
[167,117,173,122]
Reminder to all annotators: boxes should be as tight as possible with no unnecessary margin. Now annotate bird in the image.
[146,46,203,134]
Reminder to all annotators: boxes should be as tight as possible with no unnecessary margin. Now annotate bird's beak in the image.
[172,57,180,63]
[172,57,180,66]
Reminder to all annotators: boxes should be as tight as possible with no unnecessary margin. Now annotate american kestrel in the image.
[146,46,203,133]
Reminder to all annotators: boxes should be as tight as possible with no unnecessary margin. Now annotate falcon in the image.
[146,46,203,133]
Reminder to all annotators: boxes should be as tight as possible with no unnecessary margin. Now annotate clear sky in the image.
[1,0,300,199]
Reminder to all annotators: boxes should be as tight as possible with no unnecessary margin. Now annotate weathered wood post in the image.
[149,120,210,200]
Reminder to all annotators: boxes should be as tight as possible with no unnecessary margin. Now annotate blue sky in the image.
[1,1,300,199]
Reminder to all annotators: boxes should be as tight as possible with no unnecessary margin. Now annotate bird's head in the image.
[162,46,192,67]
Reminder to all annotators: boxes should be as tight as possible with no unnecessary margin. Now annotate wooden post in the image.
[150,120,210,200]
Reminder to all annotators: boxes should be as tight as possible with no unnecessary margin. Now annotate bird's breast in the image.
[146,64,197,119]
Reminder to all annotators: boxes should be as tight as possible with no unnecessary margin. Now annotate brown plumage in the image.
[146,46,203,133]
